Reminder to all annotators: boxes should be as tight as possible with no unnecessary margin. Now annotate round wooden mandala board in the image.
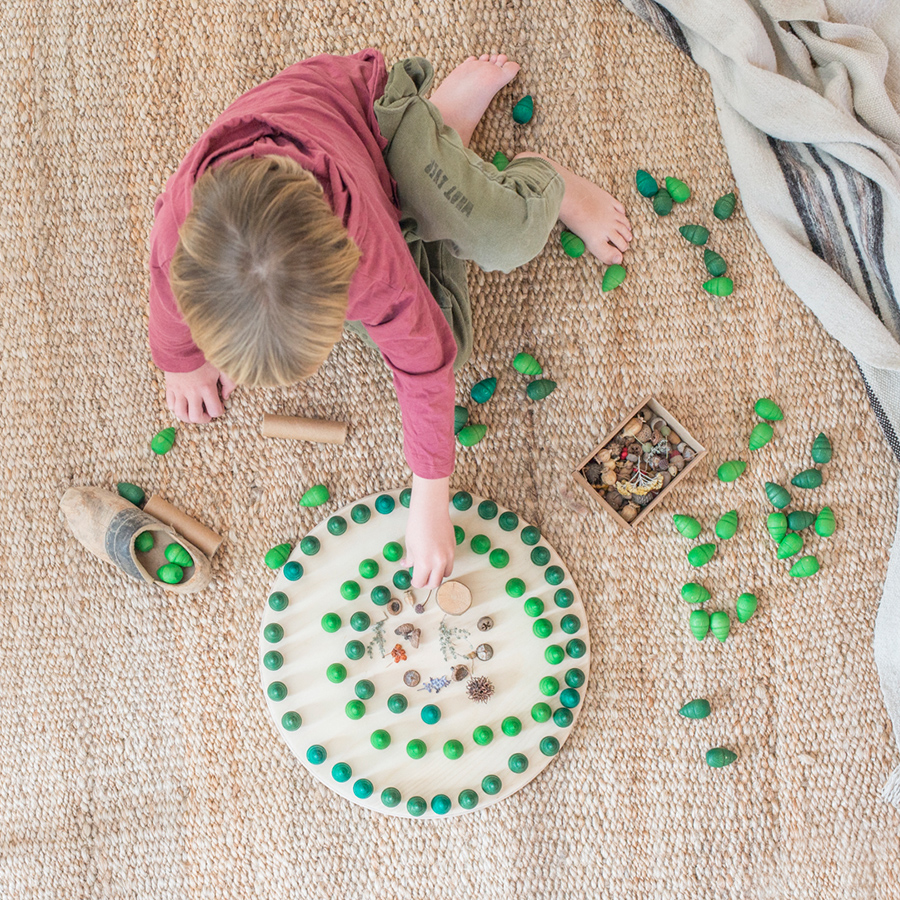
[259,488,590,819]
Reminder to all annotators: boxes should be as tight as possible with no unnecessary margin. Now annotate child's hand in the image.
[164,362,236,424]
[403,475,455,589]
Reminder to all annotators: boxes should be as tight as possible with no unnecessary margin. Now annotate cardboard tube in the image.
[143,495,224,558]
[262,414,348,444]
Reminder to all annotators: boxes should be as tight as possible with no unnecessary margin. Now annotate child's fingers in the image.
[173,394,190,422]
[219,372,237,400]
[202,387,224,419]
[187,394,211,424]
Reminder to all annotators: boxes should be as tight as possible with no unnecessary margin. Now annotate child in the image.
[148,50,632,590]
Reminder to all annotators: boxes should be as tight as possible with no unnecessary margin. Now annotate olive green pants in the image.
[344,57,566,371]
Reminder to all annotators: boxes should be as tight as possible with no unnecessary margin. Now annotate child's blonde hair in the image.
[170,154,360,387]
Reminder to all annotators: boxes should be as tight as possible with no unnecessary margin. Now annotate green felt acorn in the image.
[713,192,737,220]
[815,506,836,537]
[709,611,730,643]
[706,747,738,768]
[767,512,788,543]
[665,176,691,203]
[560,230,586,258]
[602,264,627,293]
[513,352,543,376]
[117,482,145,506]
[704,249,727,277]
[687,543,717,568]
[791,468,822,489]
[703,276,734,297]
[471,377,497,404]
[151,426,176,455]
[265,542,291,569]
[811,432,832,464]
[776,533,803,559]
[635,169,658,197]
[717,460,746,483]
[679,698,711,719]
[764,482,791,509]
[457,424,487,447]
[493,150,510,171]
[715,509,738,540]
[790,555,820,578]
[512,94,534,124]
[689,609,710,641]
[299,484,330,507]
[157,563,184,585]
[526,379,557,401]
[755,398,784,421]
[736,592,758,623]
[454,405,468,434]
[652,189,673,216]
[673,514,702,539]
[164,542,193,568]
[749,422,774,451]
[787,510,816,531]
[681,582,711,605]
[679,224,709,246]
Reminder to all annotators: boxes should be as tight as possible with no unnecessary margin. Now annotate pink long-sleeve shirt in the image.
[148,49,456,479]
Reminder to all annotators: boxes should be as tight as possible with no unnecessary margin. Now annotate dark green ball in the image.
[355,679,375,700]
[431,794,452,814]
[264,623,284,643]
[267,682,287,701]
[383,541,403,562]
[306,745,327,765]
[388,693,408,714]
[521,525,541,545]
[489,548,509,568]
[371,729,391,750]
[353,779,373,799]
[340,580,361,600]
[478,500,498,520]
[443,739,464,760]
[560,688,581,708]
[501,716,522,736]
[545,566,565,585]
[533,618,553,639]
[371,585,391,606]
[531,546,551,566]
[406,739,427,759]
[331,762,352,783]
[381,787,401,807]
[282,561,303,581]
[481,774,502,795]
[506,578,525,597]
[350,611,371,632]
[399,488,412,508]
[471,534,491,554]
[452,490,473,510]
[531,702,552,722]
[300,536,320,556]
[375,494,395,514]
[565,668,586,688]
[458,789,479,810]
[545,645,564,665]
[268,591,288,611]
[327,515,347,535]
[454,526,465,545]
[421,704,441,725]
[263,651,283,671]
[498,512,519,531]
[134,531,154,553]
[344,640,365,660]
[540,736,560,757]
[393,569,412,590]
[358,559,379,579]
[561,614,581,634]
[508,753,529,774]
[281,711,301,731]
[407,796,427,816]
[326,663,347,683]
[473,725,493,745]
[553,707,574,728]
[554,588,574,608]
[566,638,586,658]
[350,504,371,524]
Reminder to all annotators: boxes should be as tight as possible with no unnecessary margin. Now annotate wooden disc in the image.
[436,580,472,615]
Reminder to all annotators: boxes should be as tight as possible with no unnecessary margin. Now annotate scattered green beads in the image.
[561,614,581,634]
[371,729,391,750]
[359,558,379,578]
[559,688,581,708]
[554,588,574,608]
[454,526,465,545]
[566,639,586,658]
[431,794,452,815]
[687,543,717,568]
[345,700,366,720]
[717,461,747,483]
[561,230,586,258]
[679,698,711,719]
[531,702,552,723]
[281,712,301,731]
[299,536,320,556]
[473,725,494,745]
[371,585,391,606]
[399,488,412,507]
[765,482,792,509]
[452,490,473,510]
[327,516,347,535]
[134,531,154,553]
[164,543,193,568]
[307,745,327,765]
[506,578,526,598]
[478,500,498,519]
[267,682,287,702]
[421,704,441,725]
[545,645,565,665]
[482,775,502,795]
[381,787,401,807]
[355,679,375,700]
[533,618,553,639]
[530,546,551,566]
[151,426,176,455]
[444,740,464,760]
[268,591,288,611]
[540,736,560,757]
[340,580,361,600]
[458,789,479,810]
[350,504,370,524]
[117,482,145,506]
[332,762,352,783]
[326,663,347,683]
[263,651,283,671]
[521,526,541,545]
[501,716,522,737]
[489,549,510,568]
[393,570,412,590]
[157,563,184,585]
[508,753,529,774]
[283,561,302,581]
[540,676,560,697]
[565,668,585,688]
[353,779,373,799]
[673,514,703,539]
[321,613,341,633]
[344,640,365,660]
[545,566,564,585]
[407,739,427,759]
[499,512,519,531]
[471,534,491,554]
[816,507,836,537]
[512,94,533,123]
[407,796,427,816]
[375,494,395,514]
[787,510,816,531]
[264,623,284,643]
[388,693,408,714]
[666,176,691,203]
[350,612,371,632]
[524,597,544,617]
[383,541,403,562]
[553,708,573,728]
[706,747,738,768]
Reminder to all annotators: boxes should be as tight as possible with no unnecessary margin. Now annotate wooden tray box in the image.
[573,395,708,530]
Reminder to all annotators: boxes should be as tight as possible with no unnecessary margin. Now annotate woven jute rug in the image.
[2,1,898,897]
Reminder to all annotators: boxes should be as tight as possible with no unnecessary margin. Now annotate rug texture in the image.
[2,1,899,899]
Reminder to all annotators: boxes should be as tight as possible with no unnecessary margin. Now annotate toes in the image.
[479,53,490,61]
[602,247,624,265]
[488,53,498,63]
[495,54,508,66]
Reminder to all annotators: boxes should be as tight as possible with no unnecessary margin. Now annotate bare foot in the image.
[428,53,521,147]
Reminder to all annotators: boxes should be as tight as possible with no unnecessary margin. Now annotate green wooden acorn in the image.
[560,230,586,258]
[687,543,716,568]
[457,424,487,447]
[299,484,330,507]
[717,460,746,483]
[811,432,832,464]
[602,264,627,293]
[635,169,658,197]
[673,514,702,539]
[815,506,836,537]
[703,277,734,297]
[652,189,673,216]
[754,398,783,421]
[513,352,542,376]
[665,176,691,203]
[704,249,727,277]
[787,510,815,531]
[679,699,711,719]
[776,533,803,559]
[791,468,822,489]
[689,609,710,641]
[454,405,468,435]
[526,379,557,401]
[767,512,788,543]
[164,542,193,568]
[151,426,176,455]
[715,509,738,540]
[681,582,711,604]
[157,563,184,585]
[749,422,774,451]
[706,747,737,768]
[134,531,154,553]
[790,555,820,578]
[493,150,510,171]
[764,482,791,509]
[471,377,497,404]
[117,482,145,506]
[265,542,291,569]
[709,610,730,643]
[713,192,736,220]
[512,94,534,124]
[736,592,758,623]
[679,224,709,246]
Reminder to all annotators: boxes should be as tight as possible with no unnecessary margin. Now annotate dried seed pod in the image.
[791,468,823,489]
[622,418,643,437]
[512,94,534,123]
[636,424,652,443]
[451,665,469,681]
[665,176,691,203]
[466,675,494,703]
[660,471,673,488]
[687,543,717,568]
[632,492,653,508]
[704,248,727,277]
[620,503,640,523]
[703,276,734,296]
[673,514,702,539]
[790,555,820,578]
[668,432,682,445]
[715,509,738,541]
[650,429,662,444]
[682,446,696,461]
[493,150,510,171]
[764,482,791,509]
[755,398,784,421]
[605,491,626,511]
[713,191,737,220]
[395,623,414,636]
[787,510,816,531]
[679,699,711,719]
[454,404,468,434]
[602,264,627,292]
[650,416,666,431]
[601,470,618,486]
[709,610,730,643]
[767,513,788,543]
[403,670,420,687]
[513,352,543,376]
[299,484,330,507]
[471,377,497,404]
[776,533,803,559]
[736,592,758,623]
[526,379,557,401]
[386,599,403,616]
[458,424,487,447]
[717,460,747,483]
[476,643,493,661]
[151,426,176,455]
[681,582,711,605]
[811,433,832,464]
[815,506,836,537]
[583,461,603,485]
[652,189,673,216]
[669,454,685,472]
[679,223,709,245]
[596,448,613,463]
[407,628,421,649]
[477,616,494,631]
[560,230,586,258]
[706,747,737,768]
[749,422,774,451]
[689,609,710,641]
[635,168,658,197]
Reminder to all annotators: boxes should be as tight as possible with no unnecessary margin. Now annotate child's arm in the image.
[404,474,455,589]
